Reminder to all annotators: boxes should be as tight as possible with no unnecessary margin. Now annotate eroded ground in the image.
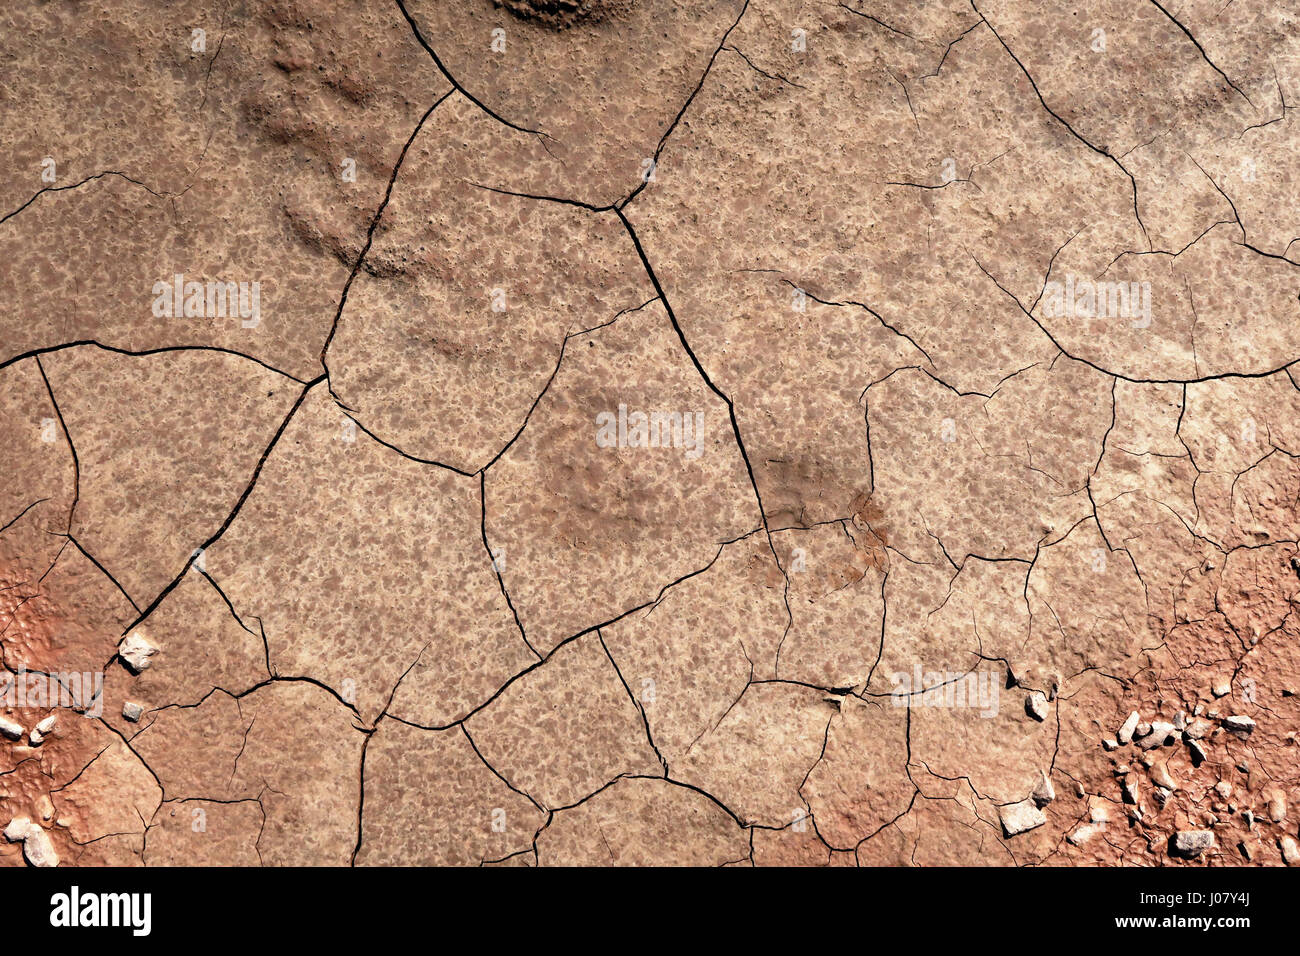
[1,0,1298,867]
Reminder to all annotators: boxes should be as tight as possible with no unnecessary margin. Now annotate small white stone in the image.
[1138,721,1177,750]
[118,632,158,673]
[4,817,58,866]
[0,716,23,741]
[4,817,31,843]
[1172,830,1215,857]
[1212,680,1231,698]
[19,823,58,867]
[1025,691,1048,722]
[1268,792,1286,823]
[1102,738,1119,751]
[1214,781,1233,800]
[998,800,1047,837]
[1117,711,1140,744]
[1031,770,1055,808]
[121,701,144,723]
[1280,836,1300,867]
[28,714,56,746]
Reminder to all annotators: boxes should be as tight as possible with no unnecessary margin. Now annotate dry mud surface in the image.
[1,0,1298,868]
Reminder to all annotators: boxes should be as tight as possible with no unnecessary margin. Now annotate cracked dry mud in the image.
[1,0,1298,869]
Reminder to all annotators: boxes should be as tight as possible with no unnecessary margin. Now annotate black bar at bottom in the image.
[0,863,1279,945]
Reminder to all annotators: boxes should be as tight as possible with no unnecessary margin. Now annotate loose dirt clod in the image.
[1267,792,1286,823]
[1223,715,1256,739]
[28,713,56,746]
[1137,722,1177,751]
[118,632,158,673]
[1281,836,1300,866]
[1068,823,1103,845]
[1031,770,1055,808]
[4,817,59,867]
[1117,711,1140,745]
[998,800,1047,838]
